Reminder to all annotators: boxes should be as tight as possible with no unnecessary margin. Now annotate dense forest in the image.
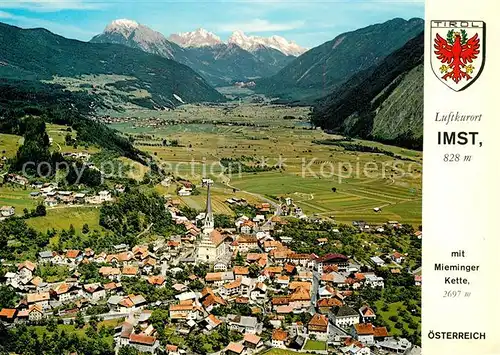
[99,189,182,238]
[8,117,65,176]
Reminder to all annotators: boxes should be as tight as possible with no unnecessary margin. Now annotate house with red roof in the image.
[271,329,288,348]
[99,266,121,280]
[118,294,147,313]
[341,338,370,355]
[359,305,376,323]
[351,323,389,345]
[169,301,203,322]
[201,314,222,331]
[225,342,245,355]
[200,288,226,312]
[317,297,343,314]
[147,275,166,287]
[166,344,180,355]
[127,333,159,353]
[308,313,329,341]
[17,260,37,280]
[0,308,17,322]
[391,252,404,264]
[235,235,258,252]
[244,333,263,350]
[83,283,106,301]
[65,250,82,263]
[233,266,249,277]
[18,304,44,322]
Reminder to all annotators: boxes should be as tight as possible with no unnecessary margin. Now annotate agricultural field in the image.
[44,74,151,109]
[108,102,311,126]
[230,172,421,225]
[0,133,22,159]
[109,103,422,225]
[26,207,102,233]
[216,85,259,98]
[0,187,39,215]
[0,103,421,229]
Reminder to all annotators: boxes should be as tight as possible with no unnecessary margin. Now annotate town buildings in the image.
[196,183,227,263]
[0,178,419,355]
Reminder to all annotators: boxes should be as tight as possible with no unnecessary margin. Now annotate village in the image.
[0,172,121,221]
[0,179,422,355]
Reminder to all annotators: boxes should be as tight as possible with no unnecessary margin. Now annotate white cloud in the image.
[0,10,95,38]
[0,0,107,12]
[214,18,304,33]
[0,10,14,18]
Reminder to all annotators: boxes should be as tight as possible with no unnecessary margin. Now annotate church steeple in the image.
[203,181,214,233]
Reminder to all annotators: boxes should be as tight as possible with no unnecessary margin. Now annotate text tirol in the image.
[431,20,483,28]
[438,132,480,145]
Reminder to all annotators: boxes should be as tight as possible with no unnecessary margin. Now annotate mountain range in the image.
[168,28,223,48]
[311,32,424,149]
[0,22,225,108]
[255,18,424,102]
[91,20,305,86]
[0,18,424,149]
[168,27,307,56]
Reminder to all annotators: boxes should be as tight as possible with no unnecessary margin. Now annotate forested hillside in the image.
[311,32,424,149]
[0,79,147,163]
[0,22,225,108]
[256,18,424,102]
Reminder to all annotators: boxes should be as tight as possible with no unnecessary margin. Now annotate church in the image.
[196,182,227,263]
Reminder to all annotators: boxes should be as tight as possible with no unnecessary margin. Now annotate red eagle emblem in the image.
[434,29,480,84]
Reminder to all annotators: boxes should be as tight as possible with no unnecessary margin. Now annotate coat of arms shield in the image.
[431,20,485,91]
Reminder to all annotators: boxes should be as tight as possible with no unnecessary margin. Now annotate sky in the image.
[0,0,424,48]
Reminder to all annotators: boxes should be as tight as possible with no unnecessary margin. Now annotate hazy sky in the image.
[0,0,424,47]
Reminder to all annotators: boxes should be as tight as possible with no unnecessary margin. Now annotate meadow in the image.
[0,133,22,159]
[26,207,101,233]
[0,187,39,214]
[0,103,422,230]
[109,103,422,225]
[30,318,122,346]
[303,340,327,350]
[46,123,100,155]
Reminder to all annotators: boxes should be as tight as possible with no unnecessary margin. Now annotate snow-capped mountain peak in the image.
[229,30,247,39]
[228,30,250,47]
[227,30,307,56]
[98,19,307,57]
[95,19,178,59]
[104,19,139,38]
[168,27,307,56]
[168,28,223,48]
